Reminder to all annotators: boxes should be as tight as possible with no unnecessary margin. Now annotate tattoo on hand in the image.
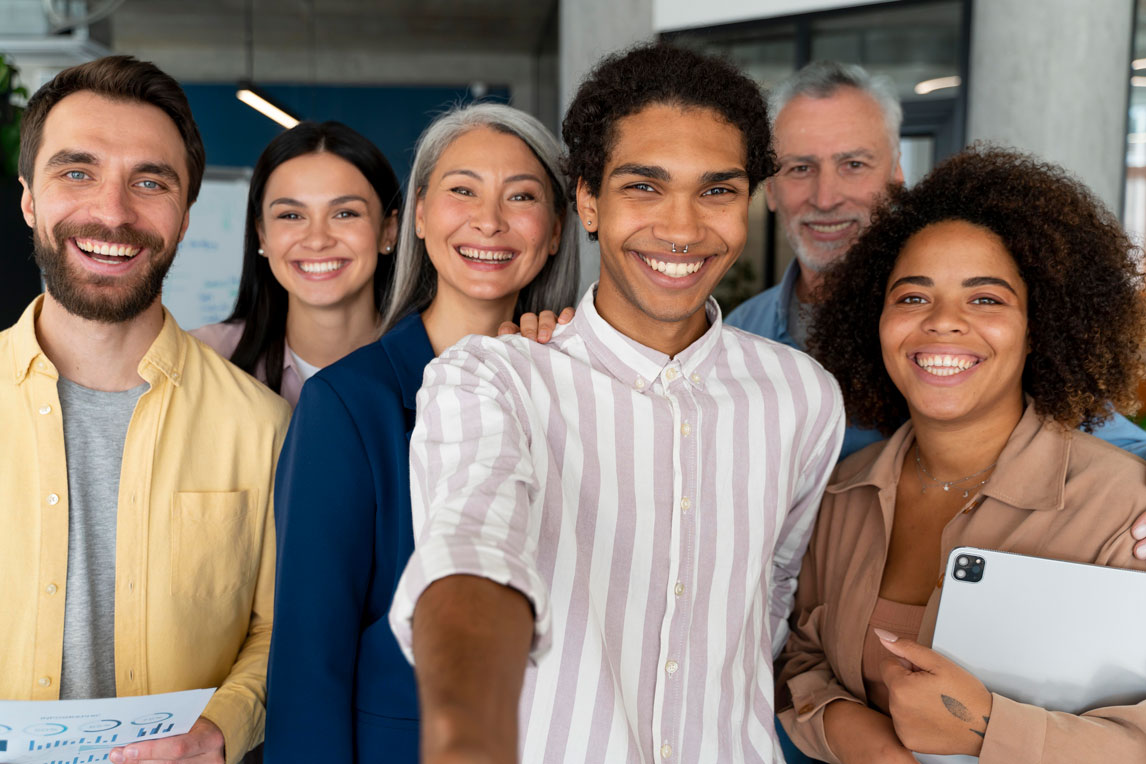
[941,695,989,738]
[941,695,972,722]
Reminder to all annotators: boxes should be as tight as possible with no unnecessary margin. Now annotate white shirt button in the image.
[39,404,52,415]
[690,372,701,384]
[660,742,672,759]
[635,377,646,390]
[35,361,46,371]
[665,368,679,381]
[679,496,691,512]
[680,422,691,437]
[665,659,679,675]
[674,582,685,597]
[38,676,51,687]
[46,493,59,506]
[45,583,58,595]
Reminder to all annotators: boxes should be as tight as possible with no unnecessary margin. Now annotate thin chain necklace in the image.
[914,444,996,498]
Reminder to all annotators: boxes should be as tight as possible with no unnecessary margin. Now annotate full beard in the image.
[34,221,174,323]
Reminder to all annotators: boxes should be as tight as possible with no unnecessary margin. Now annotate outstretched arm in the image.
[413,575,533,764]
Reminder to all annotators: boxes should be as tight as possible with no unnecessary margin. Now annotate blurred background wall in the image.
[0,0,1141,327]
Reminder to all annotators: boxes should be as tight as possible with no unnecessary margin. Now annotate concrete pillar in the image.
[560,0,654,294]
[966,0,1134,213]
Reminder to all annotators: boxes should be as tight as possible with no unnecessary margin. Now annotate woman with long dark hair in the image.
[192,121,401,406]
[264,102,579,763]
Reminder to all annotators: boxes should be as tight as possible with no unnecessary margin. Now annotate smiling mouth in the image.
[805,221,854,233]
[295,259,347,274]
[638,253,708,279]
[913,353,982,377]
[458,246,516,262]
[74,237,142,264]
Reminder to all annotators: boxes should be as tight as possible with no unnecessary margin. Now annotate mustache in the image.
[53,221,165,253]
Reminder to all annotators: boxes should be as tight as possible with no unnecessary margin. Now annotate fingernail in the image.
[127,749,139,760]
[1135,544,1146,561]
[874,627,898,643]
[1132,523,1146,541]
[109,752,122,764]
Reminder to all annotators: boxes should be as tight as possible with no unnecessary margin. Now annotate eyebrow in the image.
[888,275,1019,295]
[833,149,876,162]
[44,150,97,169]
[701,169,749,184]
[442,169,482,181]
[610,163,670,181]
[780,149,877,165]
[962,276,1018,294]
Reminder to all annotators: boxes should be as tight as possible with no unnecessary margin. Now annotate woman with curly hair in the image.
[776,146,1146,763]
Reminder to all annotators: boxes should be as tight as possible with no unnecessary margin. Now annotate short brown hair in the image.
[19,55,205,203]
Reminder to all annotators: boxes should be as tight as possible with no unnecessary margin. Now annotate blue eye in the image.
[138,179,161,190]
[66,170,88,181]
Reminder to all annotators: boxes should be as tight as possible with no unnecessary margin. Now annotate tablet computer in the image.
[914,546,1146,764]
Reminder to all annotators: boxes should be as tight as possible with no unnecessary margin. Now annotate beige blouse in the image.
[776,402,1146,764]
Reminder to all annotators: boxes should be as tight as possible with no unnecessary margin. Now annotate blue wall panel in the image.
[181,83,510,185]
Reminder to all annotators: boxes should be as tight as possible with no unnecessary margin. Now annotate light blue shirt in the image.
[727,262,1146,461]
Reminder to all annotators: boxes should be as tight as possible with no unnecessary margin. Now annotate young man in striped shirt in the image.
[390,44,845,764]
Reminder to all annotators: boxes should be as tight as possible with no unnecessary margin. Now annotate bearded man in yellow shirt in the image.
[0,56,290,764]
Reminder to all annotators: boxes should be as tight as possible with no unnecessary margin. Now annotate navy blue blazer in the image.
[265,312,433,763]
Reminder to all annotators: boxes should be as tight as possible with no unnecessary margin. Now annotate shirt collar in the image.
[570,283,725,395]
[10,295,186,387]
[828,398,1069,513]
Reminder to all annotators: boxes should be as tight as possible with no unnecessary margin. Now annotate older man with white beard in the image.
[727,60,1146,463]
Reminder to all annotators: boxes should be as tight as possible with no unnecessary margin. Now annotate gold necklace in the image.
[914,444,996,498]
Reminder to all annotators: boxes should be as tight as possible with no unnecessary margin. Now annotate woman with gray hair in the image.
[264,102,578,764]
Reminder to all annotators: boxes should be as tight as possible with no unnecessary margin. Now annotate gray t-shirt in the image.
[57,377,147,699]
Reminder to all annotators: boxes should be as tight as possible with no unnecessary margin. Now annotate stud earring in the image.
[257,248,264,254]
[383,245,392,253]
[416,226,423,236]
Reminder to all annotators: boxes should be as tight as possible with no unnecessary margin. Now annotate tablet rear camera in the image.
[953,554,985,583]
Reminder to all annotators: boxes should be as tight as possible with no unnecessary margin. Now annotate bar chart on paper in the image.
[0,689,214,764]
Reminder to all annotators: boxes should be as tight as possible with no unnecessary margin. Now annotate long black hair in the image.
[225,120,402,393]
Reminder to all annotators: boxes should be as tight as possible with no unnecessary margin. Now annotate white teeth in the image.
[807,221,851,233]
[639,255,704,278]
[458,246,515,262]
[75,238,140,258]
[298,260,347,274]
[915,353,979,376]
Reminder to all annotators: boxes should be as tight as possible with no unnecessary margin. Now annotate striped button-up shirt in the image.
[391,288,845,763]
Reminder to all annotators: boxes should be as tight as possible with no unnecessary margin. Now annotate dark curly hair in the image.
[561,43,773,225]
[808,145,1146,434]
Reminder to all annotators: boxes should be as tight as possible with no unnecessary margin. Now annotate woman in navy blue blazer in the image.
[264,102,579,763]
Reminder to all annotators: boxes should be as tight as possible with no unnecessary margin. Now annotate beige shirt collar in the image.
[827,398,1070,513]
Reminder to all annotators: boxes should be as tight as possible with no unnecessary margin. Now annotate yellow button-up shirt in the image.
[0,297,291,763]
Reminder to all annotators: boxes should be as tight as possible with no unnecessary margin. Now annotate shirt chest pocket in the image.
[170,490,258,599]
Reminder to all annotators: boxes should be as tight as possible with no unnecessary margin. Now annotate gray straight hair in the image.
[380,102,580,335]
[769,60,903,158]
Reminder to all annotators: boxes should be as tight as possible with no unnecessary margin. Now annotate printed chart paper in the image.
[0,689,214,764]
